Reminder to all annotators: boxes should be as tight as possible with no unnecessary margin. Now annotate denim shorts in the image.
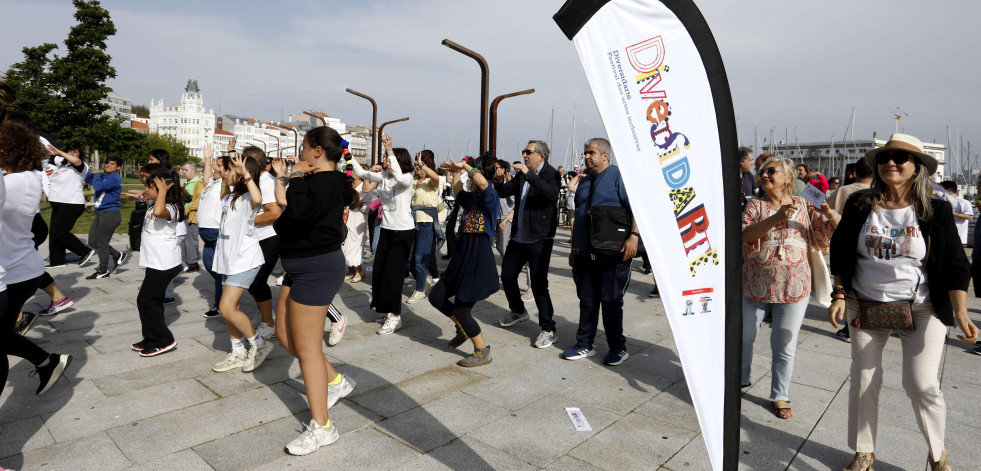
[222,266,261,289]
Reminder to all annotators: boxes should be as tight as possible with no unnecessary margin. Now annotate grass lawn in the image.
[43,178,148,234]
[40,199,141,235]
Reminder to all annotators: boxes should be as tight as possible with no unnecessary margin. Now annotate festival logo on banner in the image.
[608,35,720,305]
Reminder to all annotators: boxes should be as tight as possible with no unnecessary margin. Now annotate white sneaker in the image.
[255,323,276,340]
[285,419,338,456]
[327,374,357,409]
[377,316,402,335]
[328,316,347,346]
[242,343,272,373]
[213,352,247,372]
[406,291,426,304]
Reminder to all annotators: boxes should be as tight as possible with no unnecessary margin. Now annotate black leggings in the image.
[429,285,480,338]
[248,236,279,303]
[1,276,47,398]
[137,265,182,349]
[31,213,55,290]
[48,202,90,265]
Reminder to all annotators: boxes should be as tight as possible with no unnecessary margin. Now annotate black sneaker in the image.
[203,308,221,318]
[15,312,38,336]
[131,340,147,351]
[112,252,127,272]
[30,353,72,395]
[971,347,981,356]
[185,263,200,273]
[640,267,652,275]
[649,286,660,298]
[86,270,109,280]
[163,297,176,304]
[835,326,851,343]
[78,249,96,267]
[139,341,177,357]
[46,262,68,269]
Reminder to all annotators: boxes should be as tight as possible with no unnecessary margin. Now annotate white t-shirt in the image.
[0,171,45,284]
[213,194,264,275]
[951,196,973,245]
[853,206,929,303]
[43,156,88,204]
[254,172,279,241]
[196,177,223,229]
[350,155,414,230]
[177,220,187,237]
[140,202,183,270]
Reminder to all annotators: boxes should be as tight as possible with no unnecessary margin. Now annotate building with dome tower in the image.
[148,79,216,158]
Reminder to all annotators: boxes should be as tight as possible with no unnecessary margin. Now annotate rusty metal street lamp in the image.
[489,89,535,157]
[303,111,327,126]
[265,132,282,158]
[442,39,489,155]
[376,117,410,165]
[346,88,378,165]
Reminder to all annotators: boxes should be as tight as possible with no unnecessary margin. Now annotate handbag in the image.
[804,201,833,308]
[856,238,928,331]
[586,174,640,262]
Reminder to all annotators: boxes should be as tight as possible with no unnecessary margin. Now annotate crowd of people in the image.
[739,136,980,471]
[2,74,981,465]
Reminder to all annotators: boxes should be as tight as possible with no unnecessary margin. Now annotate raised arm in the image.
[231,154,262,208]
[152,177,174,220]
[202,144,214,182]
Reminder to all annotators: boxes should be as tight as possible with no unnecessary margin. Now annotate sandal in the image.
[771,401,793,419]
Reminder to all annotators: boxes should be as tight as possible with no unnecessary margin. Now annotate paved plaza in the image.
[2,234,980,470]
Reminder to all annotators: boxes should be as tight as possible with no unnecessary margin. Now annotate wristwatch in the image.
[630,231,641,238]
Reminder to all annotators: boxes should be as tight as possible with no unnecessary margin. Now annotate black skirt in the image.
[437,232,499,303]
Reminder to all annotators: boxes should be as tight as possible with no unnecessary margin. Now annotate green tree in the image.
[146,133,195,166]
[3,0,116,148]
[131,104,150,117]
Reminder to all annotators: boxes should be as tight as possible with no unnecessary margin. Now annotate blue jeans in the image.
[741,296,809,402]
[199,228,222,309]
[410,222,434,291]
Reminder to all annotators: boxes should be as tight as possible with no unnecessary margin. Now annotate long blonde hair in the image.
[861,156,934,220]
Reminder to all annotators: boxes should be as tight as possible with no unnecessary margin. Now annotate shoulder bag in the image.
[587,173,638,262]
[804,200,833,308]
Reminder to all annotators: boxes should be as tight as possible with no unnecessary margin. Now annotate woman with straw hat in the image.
[829,133,979,470]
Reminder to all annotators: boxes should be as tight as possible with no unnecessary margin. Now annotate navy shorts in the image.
[281,250,346,306]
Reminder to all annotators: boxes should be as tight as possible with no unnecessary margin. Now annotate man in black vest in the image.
[494,140,562,348]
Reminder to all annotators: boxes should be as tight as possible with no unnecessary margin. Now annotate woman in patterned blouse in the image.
[741,156,839,419]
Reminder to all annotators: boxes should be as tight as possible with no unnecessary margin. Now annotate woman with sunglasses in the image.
[828,134,978,471]
[741,156,838,420]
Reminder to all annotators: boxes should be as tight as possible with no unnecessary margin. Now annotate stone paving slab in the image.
[2,233,981,470]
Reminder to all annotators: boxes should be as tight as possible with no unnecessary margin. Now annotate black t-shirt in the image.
[741,171,757,197]
[274,170,353,259]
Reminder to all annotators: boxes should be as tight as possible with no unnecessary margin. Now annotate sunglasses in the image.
[875,150,913,166]
[758,167,780,177]
[521,150,538,156]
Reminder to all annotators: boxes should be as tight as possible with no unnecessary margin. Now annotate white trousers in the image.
[846,296,948,461]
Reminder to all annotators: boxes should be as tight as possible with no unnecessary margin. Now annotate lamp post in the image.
[376,117,410,165]
[303,111,327,126]
[346,88,378,165]
[489,89,535,157]
[265,132,282,158]
[442,39,489,155]
[285,126,299,157]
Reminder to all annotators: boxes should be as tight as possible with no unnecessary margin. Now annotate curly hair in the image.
[0,121,45,173]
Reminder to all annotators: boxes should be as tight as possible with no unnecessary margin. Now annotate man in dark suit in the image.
[494,140,562,348]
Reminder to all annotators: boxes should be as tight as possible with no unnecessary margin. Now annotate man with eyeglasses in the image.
[494,140,562,348]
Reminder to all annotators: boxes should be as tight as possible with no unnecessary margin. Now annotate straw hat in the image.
[865,133,938,175]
